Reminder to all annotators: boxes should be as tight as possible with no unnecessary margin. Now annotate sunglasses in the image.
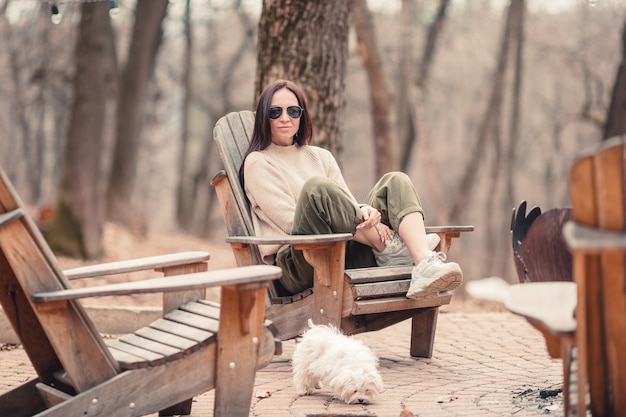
[268,105,303,120]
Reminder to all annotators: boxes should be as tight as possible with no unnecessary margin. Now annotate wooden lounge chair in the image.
[505,135,626,417]
[0,165,282,417]
[507,200,576,416]
[564,135,626,417]
[211,110,473,358]
[510,200,572,283]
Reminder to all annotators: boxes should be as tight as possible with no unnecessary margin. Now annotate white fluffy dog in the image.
[292,320,384,404]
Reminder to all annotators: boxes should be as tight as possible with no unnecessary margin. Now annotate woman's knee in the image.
[301,177,338,194]
[380,171,411,185]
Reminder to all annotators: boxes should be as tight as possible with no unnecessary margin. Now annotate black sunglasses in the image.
[268,106,303,120]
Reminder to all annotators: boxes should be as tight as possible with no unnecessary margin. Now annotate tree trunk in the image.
[177,5,257,236]
[47,2,114,259]
[403,0,450,173]
[603,19,626,140]
[505,0,525,210]
[353,0,395,178]
[176,0,193,230]
[255,0,354,157]
[107,0,169,229]
[405,0,450,220]
[396,0,416,172]
[418,0,450,88]
[448,0,515,224]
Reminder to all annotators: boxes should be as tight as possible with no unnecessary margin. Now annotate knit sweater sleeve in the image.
[243,151,298,263]
[316,146,359,205]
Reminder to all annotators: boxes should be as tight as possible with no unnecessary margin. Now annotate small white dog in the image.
[292,320,384,404]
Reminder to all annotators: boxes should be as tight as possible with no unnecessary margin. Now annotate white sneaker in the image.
[406,251,463,300]
[373,232,441,267]
[373,232,411,266]
[426,233,440,251]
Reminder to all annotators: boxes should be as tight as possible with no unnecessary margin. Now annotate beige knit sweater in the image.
[243,142,358,264]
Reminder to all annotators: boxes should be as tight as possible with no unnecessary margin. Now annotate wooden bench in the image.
[0,166,282,417]
[212,110,474,357]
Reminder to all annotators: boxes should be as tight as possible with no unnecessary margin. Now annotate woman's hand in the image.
[357,205,392,243]
[357,204,380,229]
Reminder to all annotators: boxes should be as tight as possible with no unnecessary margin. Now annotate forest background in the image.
[1,0,625,293]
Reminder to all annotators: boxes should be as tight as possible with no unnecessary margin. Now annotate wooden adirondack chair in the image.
[564,134,626,417]
[510,200,572,283]
[508,201,576,416]
[0,166,282,417]
[211,110,474,358]
[505,135,626,417]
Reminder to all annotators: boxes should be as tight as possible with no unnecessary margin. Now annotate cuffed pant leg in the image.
[363,171,425,231]
[276,177,373,294]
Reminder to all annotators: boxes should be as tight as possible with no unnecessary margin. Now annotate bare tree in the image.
[255,0,354,157]
[396,0,416,172]
[177,2,257,236]
[404,0,451,218]
[107,0,169,230]
[47,2,114,259]
[446,0,526,277]
[504,0,525,210]
[448,0,518,224]
[418,0,450,88]
[401,0,450,173]
[353,0,394,178]
[604,18,626,139]
[176,0,194,230]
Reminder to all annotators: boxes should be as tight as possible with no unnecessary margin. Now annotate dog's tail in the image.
[305,318,342,335]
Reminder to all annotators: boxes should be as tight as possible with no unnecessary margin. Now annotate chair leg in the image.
[214,285,267,417]
[410,307,439,358]
[572,345,589,417]
[562,343,572,417]
[159,399,193,416]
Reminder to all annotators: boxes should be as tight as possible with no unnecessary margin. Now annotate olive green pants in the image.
[276,171,425,295]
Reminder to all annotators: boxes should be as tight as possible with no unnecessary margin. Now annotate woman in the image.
[240,79,462,298]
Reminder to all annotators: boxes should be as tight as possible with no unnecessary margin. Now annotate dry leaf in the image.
[436,395,459,403]
[255,391,272,399]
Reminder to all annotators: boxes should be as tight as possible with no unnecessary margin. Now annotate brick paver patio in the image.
[0,312,565,417]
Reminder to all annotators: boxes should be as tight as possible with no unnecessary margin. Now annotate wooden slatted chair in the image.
[211,110,474,358]
[0,165,282,417]
[564,135,626,417]
[507,201,577,416]
[505,135,626,417]
[510,200,572,283]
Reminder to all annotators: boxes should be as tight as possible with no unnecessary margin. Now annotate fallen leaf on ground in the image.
[437,395,459,403]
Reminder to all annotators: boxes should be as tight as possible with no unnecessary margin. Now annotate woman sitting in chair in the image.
[239,79,463,298]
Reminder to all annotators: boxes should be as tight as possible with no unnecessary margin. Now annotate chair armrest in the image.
[226,233,353,246]
[563,221,626,253]
[504,281,577,334]
[425,225,474,233]
[63,251,211,280]
[32,265,282,302]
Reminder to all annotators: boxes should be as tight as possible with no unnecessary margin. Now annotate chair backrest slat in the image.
[0,167,119,392]
[213,110,256,237]
[569,135,626,416]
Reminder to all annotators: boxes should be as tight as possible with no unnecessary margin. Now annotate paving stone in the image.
[0,312,566,417]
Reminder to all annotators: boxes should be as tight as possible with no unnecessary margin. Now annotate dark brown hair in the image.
[239,79,313,184]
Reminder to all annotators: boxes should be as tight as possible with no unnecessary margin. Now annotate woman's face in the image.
[269,88,301,146]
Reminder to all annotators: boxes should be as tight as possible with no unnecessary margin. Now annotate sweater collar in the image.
[268,142,300,151]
